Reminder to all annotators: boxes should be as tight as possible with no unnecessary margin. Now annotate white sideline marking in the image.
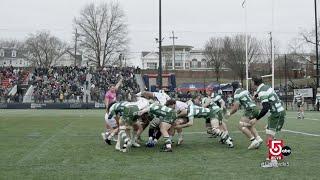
[287,116,320,122]
[282,129,320,137]
[184,130,320,137]
[17,121,74,165]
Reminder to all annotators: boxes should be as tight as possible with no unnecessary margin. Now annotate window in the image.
[12,50,17,58]
[0,49,4,57]
[201,59,207,68]
[197,61,201,68]
[147,62,157,69]
[191,59,198,68]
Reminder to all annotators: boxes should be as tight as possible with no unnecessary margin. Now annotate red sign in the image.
[268,140,284,160]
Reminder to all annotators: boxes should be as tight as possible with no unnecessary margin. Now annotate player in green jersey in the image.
[226,82,263,149]
[138,100,177,152]
[249,76,286,168]
[176,95,234,148]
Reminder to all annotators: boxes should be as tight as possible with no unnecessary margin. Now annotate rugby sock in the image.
[119,129,129,149]
[178,132,183,139]
[164,136,172,149]
[256,136,262,141]
[149,129,155,138]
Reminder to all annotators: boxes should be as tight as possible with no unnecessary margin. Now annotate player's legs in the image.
[131,122,142,147]
[240,116,262,149]
[102,114,118,145]
[300,105,304,119]
[262,112,286,168]
[205,118,213,135]
[174,118,188,145]
[160,121,173,152]
[117,118,130,152]
[210,118,233,148]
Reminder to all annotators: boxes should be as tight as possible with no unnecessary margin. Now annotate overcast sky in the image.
[0,0,317,66]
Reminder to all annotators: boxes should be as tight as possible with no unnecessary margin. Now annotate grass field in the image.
[0,109,320,180]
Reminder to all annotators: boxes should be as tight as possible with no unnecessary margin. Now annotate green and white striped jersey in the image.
[109,102,131,117]
[202,97,222,112]
[256,83,284,113]
[233,88,257,110]
[227,96,233,104]
[187,104,213,119]
[149,103,176,119]
[211,92,223,103]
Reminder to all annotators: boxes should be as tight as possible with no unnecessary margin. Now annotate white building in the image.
[0,48,30,67]
[141,45,210,70]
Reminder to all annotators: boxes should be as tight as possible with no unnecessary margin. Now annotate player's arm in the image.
[138,107,150,116]
[115,114,121,127]
[175,116,194,129]
[229,102,240,116]
[115,77,123,90]
[302,96,304,104]
[104,98,109,113]
[177,109,188,118]
[219,99,226,109]
[315,97,318,105]
[249,101,271,125]
[202,99,211,108]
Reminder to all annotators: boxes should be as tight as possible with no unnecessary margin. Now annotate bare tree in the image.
[0,39,23,48]
[204,37,224,82]
[23,31,67,67]
[74,1,129,67]
[223,35,261,86]
[300,23,320,47]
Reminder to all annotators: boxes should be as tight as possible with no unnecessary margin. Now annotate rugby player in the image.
[226,82,263,149]
[249,76,286,168]
[176,95,234,148]
[101,77,123,144]
[138,99,177,152]
[293,93,304,119]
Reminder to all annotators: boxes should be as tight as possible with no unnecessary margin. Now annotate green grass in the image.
[0,110,320,180]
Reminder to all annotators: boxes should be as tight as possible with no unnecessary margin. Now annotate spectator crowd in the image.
[0,66,140,103]
[0,66,28,103]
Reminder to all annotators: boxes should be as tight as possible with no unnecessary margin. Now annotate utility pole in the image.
[315,0,320,111]
[158,0,162,90]
[169,31,178,70]
[74,28,78,66]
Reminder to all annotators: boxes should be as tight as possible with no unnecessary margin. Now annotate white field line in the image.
[184,130,320,137]
[17,121,74,165]
[287,116,320,122]
[282,129,320,137]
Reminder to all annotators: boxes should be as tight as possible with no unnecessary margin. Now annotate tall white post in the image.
[271,0,275,88]
[244,1,249,90]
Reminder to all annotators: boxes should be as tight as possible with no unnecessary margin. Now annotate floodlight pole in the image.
[158,0,163,90]
[244,1,249,90]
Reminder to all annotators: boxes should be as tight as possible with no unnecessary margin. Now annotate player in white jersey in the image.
[293,93,304,119]
[173,100,189,145]
[136,90,171,105]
